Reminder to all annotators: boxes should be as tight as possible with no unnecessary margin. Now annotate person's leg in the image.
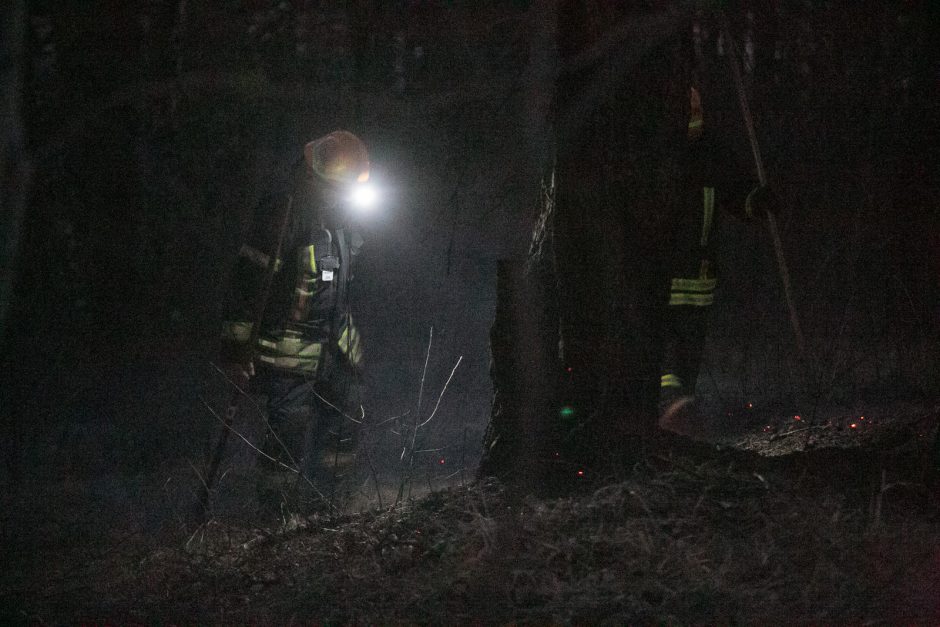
[256,373,317,509]
[307,366,362,488]
[659,304,709,436]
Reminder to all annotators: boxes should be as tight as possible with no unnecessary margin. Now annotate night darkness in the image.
[1,0,939,623]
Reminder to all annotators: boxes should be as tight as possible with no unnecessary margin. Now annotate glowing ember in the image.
[850,423,858,429]
[794,415,802,421]
[746,402,754,409]
[577,470,585,477]
[438,458,445,465]
[763,425,773,432]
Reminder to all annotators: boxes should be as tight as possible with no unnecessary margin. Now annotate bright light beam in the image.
[349,183,378,212]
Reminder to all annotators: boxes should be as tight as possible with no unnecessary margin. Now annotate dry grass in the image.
[2,406,937,624]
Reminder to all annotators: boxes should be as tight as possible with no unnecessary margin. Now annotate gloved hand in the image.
[219,358,254,388]
[746,184,782,219]
[218,339,255,386]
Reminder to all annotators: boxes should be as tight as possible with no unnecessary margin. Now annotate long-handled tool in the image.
[197,193,295,513]
[720,15,807,360]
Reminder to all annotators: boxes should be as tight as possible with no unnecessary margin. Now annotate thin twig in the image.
[200,397,296,473]
[208,363,334,504]
[188,459,209,492]
[310,388,362,424]
[199,397,332,507]
[375,410,411,427]
[361,438,384,510]
[769,425,827,441]
[418,356,464,429]
[185,521,207,552]
[417,327,433,419]
[441,469,463,482]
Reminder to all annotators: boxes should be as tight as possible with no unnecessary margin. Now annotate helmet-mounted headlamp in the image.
[305,130,380,215]
[304,130,370,185]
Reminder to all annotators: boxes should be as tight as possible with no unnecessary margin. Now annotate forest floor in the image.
[2,402,939,624]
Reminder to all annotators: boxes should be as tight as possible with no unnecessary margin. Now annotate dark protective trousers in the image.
[661,302,710,399]
[256,362,361,486]
[661,185,719,401]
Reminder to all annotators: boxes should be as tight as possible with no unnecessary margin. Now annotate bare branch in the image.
[417,327,433,418]
[419,356,464,429]
[310,388,362,424]
[200,397,297,473]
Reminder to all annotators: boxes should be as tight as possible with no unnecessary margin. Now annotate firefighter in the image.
[219,130,369,507]
[659,69,780,436]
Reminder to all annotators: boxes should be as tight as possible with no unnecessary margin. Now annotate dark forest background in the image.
[1,1,939,623]
[1,0,938,497]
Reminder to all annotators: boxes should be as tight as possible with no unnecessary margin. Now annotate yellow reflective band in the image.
[338,319,362,366]
[688,118,703,129]
[661,373,683,388]
[668,292,715,306]
[257,354,319,372]
[256,336,323,373]
[221,320,253,344]
[338,327,348,351]
[670,277,717,293]
[352,327,362,364]
[305,245,317,274]
[701,186,715,246]
[294,287,314,297]
[296,342,323,360]
[272,336,321,357]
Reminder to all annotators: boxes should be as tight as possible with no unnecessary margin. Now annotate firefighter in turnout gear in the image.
[220,130,368,507]
[659,65,780,435]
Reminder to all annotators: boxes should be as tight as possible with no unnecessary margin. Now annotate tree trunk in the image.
[0,0,31,483]
[477,0,559,485]
[480,1,689,484]
[479,179,561,485]
[1,0,30,349]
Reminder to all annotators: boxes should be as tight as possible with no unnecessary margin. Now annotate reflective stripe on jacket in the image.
[337,315,363,368]
[668,186,717,307]
[220,188,364,377]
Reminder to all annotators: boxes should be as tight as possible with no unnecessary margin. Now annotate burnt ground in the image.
[1,401,938,625]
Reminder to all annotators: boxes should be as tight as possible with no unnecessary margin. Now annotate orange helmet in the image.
[304,130,370,184]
